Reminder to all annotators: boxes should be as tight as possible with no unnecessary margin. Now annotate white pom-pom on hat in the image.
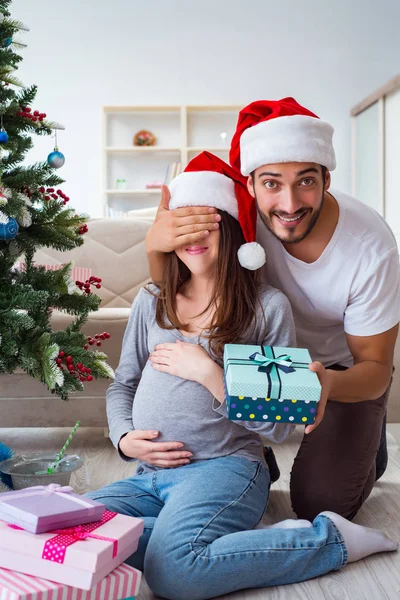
[237,242,266,270]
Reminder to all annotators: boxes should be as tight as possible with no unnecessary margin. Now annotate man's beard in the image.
[255,190,325,244]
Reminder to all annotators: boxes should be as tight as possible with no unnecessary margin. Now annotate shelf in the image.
[104,105,241,113]
[106,146,229,153]
[187,105,242,112]
[106,189,161,195]
[105,147,181,153]
[104,106,181,113]
[187,147,230,152]
[103,104,243,216]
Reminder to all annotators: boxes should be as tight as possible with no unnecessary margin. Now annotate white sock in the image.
[254,518,312,530]
[320,511,398,563]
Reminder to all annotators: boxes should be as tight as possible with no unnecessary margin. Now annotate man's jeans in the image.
[87,455,347,600]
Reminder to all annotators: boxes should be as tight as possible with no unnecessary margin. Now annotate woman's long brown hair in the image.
[149,210,264,359]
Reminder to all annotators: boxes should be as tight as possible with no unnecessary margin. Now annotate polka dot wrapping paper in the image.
[223,344,321,425]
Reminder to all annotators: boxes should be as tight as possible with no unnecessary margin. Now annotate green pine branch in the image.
[0,1,114,399]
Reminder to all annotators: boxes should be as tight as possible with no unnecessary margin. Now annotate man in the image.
[142,97,399,521]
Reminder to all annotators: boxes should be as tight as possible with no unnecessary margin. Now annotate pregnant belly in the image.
[131,370,223,451]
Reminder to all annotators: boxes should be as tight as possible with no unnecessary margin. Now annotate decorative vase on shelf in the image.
[219,131,228,147]
[133,130,156,146]
[115,178,127,190]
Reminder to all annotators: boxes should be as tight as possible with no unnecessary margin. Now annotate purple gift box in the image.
[0,484,105,534]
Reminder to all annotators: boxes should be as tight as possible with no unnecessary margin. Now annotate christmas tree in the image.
[0,0,113,400]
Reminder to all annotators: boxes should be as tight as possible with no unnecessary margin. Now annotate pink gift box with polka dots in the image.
[0,512,144,591]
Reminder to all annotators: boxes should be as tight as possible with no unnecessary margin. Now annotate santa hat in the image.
[230,97,336,176]
[169,151,266,270]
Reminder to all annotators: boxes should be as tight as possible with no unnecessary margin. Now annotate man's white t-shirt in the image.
[257,189,400,367]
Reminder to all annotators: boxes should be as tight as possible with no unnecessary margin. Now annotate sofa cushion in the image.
[32,219,152,308]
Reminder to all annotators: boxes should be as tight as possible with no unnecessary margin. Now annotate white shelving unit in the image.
[102,105,242,217]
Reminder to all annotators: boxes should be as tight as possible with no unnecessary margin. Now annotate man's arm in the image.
[145,185,221,284]
[305,324,398,434]
[329,324,398,402]
[306,243,400,434]
[330,245,400,402]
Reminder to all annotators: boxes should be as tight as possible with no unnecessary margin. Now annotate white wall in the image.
[385,88,400,245]
[11,0,400,217]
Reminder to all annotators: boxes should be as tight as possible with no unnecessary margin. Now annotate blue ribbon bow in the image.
[249,352,296,374]
[225,346,308,399]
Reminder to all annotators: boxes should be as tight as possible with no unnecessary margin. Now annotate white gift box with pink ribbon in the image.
[0,562,142,600]
[0,510,144,590]
[0,485,105,534]
[12,262,92,283]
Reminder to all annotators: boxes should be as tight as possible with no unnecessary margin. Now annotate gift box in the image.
[0,510,144,591]
[0,562,141,599]
[0,484,105,534]
[224,344,321,425]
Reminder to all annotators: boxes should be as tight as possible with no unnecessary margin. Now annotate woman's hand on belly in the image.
[149,340,214,383]
[119,429,193,467]
[149,340,225,402]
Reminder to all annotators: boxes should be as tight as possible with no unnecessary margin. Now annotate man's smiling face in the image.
[247,162,330,244]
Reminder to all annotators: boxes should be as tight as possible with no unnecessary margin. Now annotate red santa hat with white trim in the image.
[229,97,336,176]
[169,151,266,270]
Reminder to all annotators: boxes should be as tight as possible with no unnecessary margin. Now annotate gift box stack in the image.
[0,484,143,599]
[224,344,322,424]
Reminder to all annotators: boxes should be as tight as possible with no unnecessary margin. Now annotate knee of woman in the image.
[144,547,202,600]
[84,492,127,516]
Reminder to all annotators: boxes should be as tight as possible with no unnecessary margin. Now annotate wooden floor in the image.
[1,426,399,600]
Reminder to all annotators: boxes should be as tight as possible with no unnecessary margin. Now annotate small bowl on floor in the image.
[0,453,83,490]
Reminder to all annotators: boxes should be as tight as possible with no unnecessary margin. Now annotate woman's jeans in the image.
[87,455,347,600]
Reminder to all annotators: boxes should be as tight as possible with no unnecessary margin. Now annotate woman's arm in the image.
[106,289,150,449]
[109,290,195,467]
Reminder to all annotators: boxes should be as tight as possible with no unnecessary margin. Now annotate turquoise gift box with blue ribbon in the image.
[223,344,321,425]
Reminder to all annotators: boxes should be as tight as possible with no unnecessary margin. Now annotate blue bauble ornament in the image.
[2,37,12,47]
[0,130,9,143]
[47,148,65,169]
[0,217,19,240]
[0,442,14,489]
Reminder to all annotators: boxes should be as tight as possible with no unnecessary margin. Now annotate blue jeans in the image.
[87,456,347,600]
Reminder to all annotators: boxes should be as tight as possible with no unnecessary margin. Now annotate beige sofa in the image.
[1,216,399,426]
